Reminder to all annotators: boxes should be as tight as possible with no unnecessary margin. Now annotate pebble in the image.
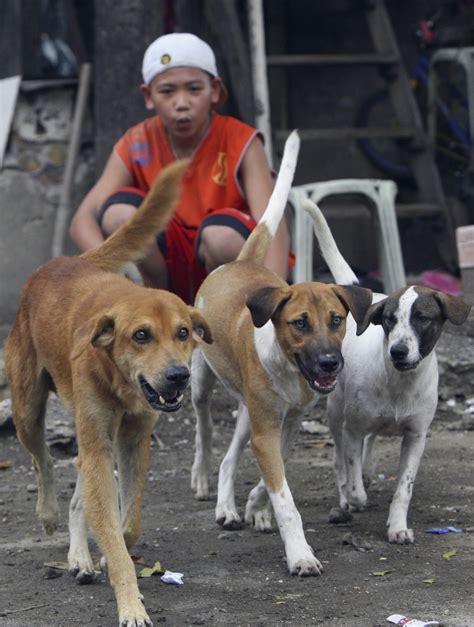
[26,483,37,493]
[43,567,63,580]
[328,506,353,524]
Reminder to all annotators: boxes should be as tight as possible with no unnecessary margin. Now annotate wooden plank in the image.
[21,79,78,91]
[318,203,442,219]
[267,53,398,66]
[275,127,421,141]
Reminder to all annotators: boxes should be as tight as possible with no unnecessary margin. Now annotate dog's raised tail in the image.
[237,130,300,265]
[81,160,187,273]
[302,198,359,285]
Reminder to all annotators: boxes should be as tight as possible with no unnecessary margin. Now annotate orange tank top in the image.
[114,114,260,229]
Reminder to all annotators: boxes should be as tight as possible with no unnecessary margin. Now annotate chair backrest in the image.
[289,178,406,292]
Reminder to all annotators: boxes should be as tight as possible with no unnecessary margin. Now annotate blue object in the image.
[426,527,463,534]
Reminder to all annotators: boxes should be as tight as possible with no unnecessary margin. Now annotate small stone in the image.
[18,153,42,173]
[328,507,353,524]
[45,143,67,166]
[43,567,63,580]
[342,532,373,551]
[26,483,38,493]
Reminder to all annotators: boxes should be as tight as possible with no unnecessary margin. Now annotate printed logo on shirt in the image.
[130,142,151,165]
[211,152,228,186]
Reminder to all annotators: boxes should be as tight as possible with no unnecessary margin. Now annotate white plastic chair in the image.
[289,179,406,293]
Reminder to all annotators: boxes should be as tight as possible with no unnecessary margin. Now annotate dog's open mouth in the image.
[295,355,338,394]
[139,376,184,412]
[311,374,337,394]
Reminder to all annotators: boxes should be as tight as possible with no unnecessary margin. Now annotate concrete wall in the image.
[0,87,94,341]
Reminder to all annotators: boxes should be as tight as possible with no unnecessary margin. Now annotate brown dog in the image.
[5,161,212,626]
[190,132,372,576]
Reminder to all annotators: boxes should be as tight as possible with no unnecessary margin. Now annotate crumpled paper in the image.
[161,570,184,585]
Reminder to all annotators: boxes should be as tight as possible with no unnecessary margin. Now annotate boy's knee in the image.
[101,203,137,237]
[198,225,246,271]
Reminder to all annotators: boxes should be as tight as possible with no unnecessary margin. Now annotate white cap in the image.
[142,33,219,85]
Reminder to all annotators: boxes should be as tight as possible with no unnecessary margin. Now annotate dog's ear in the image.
[433,292,471,326]
[355,298,387,336]
[71,314,115,360]
[332,285,373,327]
[246,287,292,328]
[188,307,213,344]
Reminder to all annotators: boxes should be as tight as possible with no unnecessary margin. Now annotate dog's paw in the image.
[288,553,323,577]
[346,491,367,512]
[215,506,242,530]
[68,554,96,585]
[339,494,349,512]
[73,568,96,585]
[244,504,273,532]
[38,507,59,535]
[388,528,414,544]
[118,599,152,627]
[190,467,210,500]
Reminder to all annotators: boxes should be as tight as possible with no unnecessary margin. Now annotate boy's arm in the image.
[69,152,133,251]
[240,137,291,279]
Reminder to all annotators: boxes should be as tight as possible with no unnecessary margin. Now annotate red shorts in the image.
[99,189,294,304]
[162,209,258,304]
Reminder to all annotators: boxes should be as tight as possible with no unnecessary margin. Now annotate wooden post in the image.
[247,0,273,166]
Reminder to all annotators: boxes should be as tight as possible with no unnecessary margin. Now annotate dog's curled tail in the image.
[81,160,187,273]
[237,130,300,265]
[302,198,359,286]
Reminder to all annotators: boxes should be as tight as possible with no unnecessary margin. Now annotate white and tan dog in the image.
[190,132,372,575]
[303,198,471,544]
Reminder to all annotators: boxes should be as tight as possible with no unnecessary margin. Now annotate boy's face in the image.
[141,67,221,143]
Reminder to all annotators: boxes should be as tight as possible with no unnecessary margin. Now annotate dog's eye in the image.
[177,327,189,341]
[133,329,151,344]
[332,314,343,327]
[384,313,396,326]
[414,311,430,323]
[293,318,307,330]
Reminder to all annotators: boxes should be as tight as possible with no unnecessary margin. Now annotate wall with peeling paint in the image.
[0,88,95,341]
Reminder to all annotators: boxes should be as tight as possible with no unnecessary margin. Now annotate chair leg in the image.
[375,181,406,293]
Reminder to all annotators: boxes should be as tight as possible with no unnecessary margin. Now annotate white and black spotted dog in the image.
[303,198,471,544]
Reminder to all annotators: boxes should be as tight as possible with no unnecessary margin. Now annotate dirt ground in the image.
[0,383,473,627]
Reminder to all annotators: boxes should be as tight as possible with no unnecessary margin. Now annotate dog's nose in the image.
[318,353,340,373]
[390,343,409,360]
[165,366,190,385]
